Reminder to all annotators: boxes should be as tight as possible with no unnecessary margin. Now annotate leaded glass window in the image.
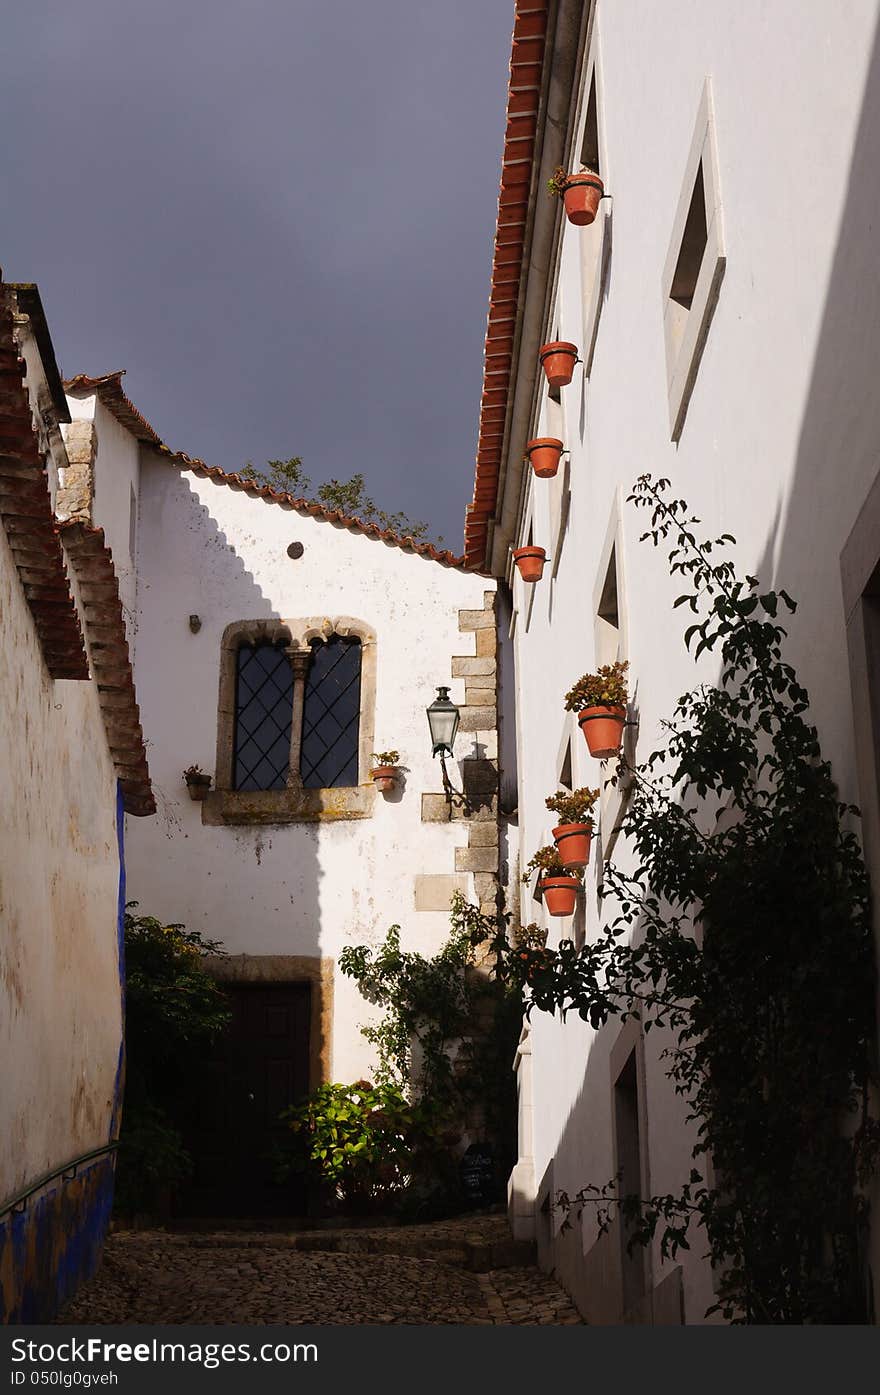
[233,641,294,790]
[301,636,362,788]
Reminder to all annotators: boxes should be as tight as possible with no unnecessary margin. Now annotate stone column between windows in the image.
[284,645,312,790]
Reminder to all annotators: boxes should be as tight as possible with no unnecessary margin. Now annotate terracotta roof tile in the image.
[464,0,550,569]
[64,372,163,445]
[157,448,472,570]
[0,285,89,679]
[64,374,474,571]
[59,521,155,816]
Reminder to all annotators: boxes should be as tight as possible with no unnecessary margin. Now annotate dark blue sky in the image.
[0,2,514,547]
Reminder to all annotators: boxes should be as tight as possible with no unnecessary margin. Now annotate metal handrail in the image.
[0,1141,119,1221]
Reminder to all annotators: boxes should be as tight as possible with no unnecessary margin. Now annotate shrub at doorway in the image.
[500,476,879,1323]
[276,1080,451,1213]
[115,906,230,1217]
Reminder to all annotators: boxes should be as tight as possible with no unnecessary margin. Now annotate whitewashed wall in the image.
[126,451,494,1080]
[506,0,880,1323]
[0,470,121,1212]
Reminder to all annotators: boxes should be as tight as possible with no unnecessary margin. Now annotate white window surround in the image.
[591,498,632,861]
[662,79,726,441]
[573,19,610,376]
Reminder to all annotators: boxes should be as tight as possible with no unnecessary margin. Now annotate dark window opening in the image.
[233,642,294,791]
[670,162,708,311]
[597,545,620,629]
[558,739,573,791]
[614,1051,646,1315]
[301,635,362,788]
[580,74,600,175]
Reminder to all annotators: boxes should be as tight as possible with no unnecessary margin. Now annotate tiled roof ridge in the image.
[0,284,89,679]
[63,371,163,445]
[463,0,551,568]
[64,371,476,571]
[59,520,155,816]
[157,446,476,571]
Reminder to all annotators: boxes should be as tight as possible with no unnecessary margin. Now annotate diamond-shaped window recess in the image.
[233,642,294,791]
[301,635,362,789]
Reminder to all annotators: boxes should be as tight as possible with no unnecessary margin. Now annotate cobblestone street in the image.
[56,1217,583,1326]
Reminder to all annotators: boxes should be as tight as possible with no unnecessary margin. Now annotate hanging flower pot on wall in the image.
[525,437,564,479]
[564,171,605,226]
[512,546,547,583]
[538,341,578,389]
[370,750,400,794]
[564,661,629,760]
[540,875,579,917]
[552,822,593,871]
[548,165,605,227]
[183,766,212,801]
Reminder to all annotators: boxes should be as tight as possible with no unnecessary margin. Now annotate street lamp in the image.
[427,685,475,814]
[426,686,460,758]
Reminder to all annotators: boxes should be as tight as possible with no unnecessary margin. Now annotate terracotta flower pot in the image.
[552,822,593,871]
[371,766,398,794]
[539,341,578,389]
[512,546,546,583]
[525,437,564,479]
[561,172,604,226]
[578,704,626,759]
[185,776,211,802]
[540,876,579,917]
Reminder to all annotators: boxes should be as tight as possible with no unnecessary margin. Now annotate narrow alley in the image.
[55,1218,582,1326]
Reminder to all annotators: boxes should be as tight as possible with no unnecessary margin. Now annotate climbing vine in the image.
[339,897,522,1194]
[505,475,878,1323]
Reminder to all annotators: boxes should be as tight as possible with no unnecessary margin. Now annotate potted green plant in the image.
[548,164,605,226]
[538,340,579,389]
[522,845,582,917]
[183,765,212,800]
[370,750,400,793]
[564,660,629,758]
[512,545,547,583]
[545,786,600,869]
[525,437,564,479]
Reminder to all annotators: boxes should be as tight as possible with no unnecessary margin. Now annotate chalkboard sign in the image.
[459,1143,495,1205]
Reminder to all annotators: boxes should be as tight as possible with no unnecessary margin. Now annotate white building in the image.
[466,0,880,1322]
[62,374,501,1215]
[0,283,153,1320]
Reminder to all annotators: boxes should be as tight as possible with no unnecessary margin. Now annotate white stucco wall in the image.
[506,0,880,1323]
[0,515,122,1205]
[126,452,494,1081]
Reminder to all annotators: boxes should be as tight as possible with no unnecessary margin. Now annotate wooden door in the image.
[175,981,311,1218]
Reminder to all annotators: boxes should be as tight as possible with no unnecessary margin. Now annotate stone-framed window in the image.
[205,616,376,825]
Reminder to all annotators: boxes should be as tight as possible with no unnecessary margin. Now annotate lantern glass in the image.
[427,686,460,757]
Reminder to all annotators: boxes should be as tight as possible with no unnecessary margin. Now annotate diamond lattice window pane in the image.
[233,643,294,791]
[301,636,362,789]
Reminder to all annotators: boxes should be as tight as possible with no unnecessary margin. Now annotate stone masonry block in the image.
[468,822,499,847]
[451,656,496,678]
[473,873,499,903]
[422,793,498,823]
[462,758,499,796]
[413,874,469,911]
[458,609,495,631]
[455,845,500,874]
[475,627,497,658]
[465,686,496,705]
[459,705,496,733]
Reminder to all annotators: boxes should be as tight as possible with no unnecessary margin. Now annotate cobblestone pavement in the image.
[56,1218,583,1326]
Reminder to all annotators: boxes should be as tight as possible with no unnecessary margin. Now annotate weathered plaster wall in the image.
[0,517,123,1320]
[126,452,496,1082]
[505,0,880,1323]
